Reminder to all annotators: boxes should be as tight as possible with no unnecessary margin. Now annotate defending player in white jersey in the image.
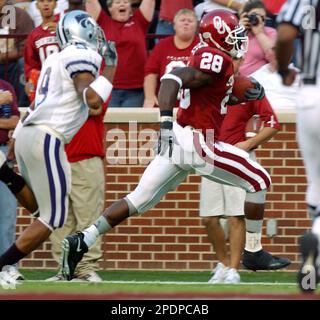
[0,10,116,275]
[60,10,289,281]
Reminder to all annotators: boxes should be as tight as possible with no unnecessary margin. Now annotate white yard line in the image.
[22,280,296,286]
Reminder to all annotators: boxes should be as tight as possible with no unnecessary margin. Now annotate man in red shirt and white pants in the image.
[200,96,282,284]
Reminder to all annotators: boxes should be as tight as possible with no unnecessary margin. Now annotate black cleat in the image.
[297,232,319,293]
[243,249,291,271]
[61,232,88,281]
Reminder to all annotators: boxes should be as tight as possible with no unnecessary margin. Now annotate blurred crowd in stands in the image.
[0,0,291,109]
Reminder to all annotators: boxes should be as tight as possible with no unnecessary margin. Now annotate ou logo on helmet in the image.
[213,16,226,35]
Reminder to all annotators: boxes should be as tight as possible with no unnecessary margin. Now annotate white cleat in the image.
[0,270,17,289]
[224,268,241,284]
[2,265,25,281]
[208,262,228,284]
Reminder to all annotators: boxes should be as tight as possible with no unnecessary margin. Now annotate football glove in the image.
[102,40,118,67]
[245,78,265,101]
[158,128,174,158]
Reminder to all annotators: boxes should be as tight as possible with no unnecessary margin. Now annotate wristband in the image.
[160,110,173,130]
[227,0,234,8]
[89,75,113,103]
[160,73,183,89]
[160,109,173,117]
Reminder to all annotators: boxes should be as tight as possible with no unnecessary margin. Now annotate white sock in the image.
[245,231,263,252]
[82,225,99,248]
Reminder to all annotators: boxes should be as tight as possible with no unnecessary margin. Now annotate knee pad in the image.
[126,187,159,216]
[124,196,138,216]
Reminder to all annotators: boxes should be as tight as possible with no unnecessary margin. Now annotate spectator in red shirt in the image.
[24,0,60,102]
[201,96,281,284]
[143,8,199,108]
[156,0,194,36]
[86,0,155,107]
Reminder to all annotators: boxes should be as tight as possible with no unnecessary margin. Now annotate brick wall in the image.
[18,110,308,271]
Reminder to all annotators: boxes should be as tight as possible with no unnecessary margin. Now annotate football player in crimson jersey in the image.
[24,0,60,102]
[60,10,288,281]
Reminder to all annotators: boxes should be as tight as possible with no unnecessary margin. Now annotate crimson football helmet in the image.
[199,9,248,58]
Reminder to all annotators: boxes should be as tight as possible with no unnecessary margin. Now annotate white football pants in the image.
[127,122,271,214]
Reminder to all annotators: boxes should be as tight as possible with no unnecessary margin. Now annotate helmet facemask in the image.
[225,24,248,58]
[96,26,108,57]
[200,22,248,59]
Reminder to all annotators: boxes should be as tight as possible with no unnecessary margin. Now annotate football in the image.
[245,115,263,138]
[231,75,256,104]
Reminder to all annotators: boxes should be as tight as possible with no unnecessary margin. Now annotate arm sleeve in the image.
[62,47,102,79]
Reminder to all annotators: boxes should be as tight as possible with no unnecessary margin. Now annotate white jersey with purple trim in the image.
[23,44,102,143]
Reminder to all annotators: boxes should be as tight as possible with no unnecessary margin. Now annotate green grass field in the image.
[1,269,319,299]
